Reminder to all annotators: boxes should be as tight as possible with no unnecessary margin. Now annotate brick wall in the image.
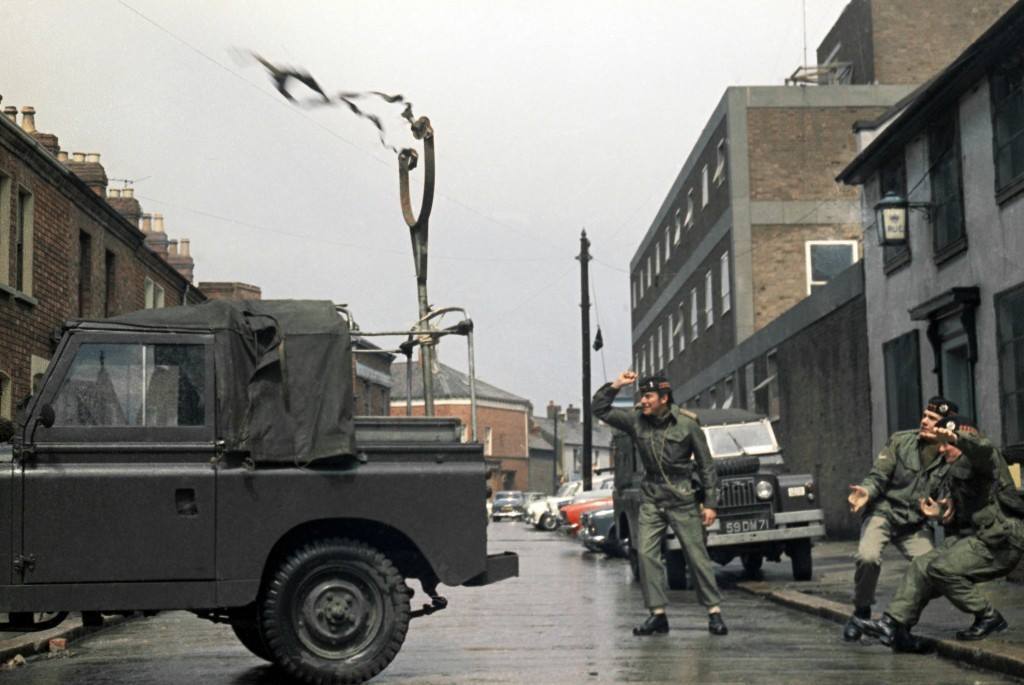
[871,0,1015,85]
[750,223,863,330]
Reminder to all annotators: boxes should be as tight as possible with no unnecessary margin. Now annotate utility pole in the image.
[577,230,593,491]
[551,410,560,494]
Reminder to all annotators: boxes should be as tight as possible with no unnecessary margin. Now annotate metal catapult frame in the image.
[341,116,479,442]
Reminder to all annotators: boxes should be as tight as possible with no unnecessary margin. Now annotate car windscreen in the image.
[703,421,778,458]
[555,482,578,497]
[495,492,523,501]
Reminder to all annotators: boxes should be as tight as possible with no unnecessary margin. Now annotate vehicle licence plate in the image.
[723,516,770,534]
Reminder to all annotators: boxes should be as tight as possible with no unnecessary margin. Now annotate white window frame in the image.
[648,338,654,374]
[144,277,155,309]
[676,302,686,352]
[805,240,859,295]
[656,325,663,371]
[704,270,714,329]
[664,226,671,263]
[714,139,727,186]
[13,188,34,296]
[646,256,652,288]
[673,208,682,245]
[632,279,637,309]
[667,312,675,359]
[655,241,661,276]
[701,165,710,208]
[684,190,694,228]
[690,288,699,340]
[720,251,731,314]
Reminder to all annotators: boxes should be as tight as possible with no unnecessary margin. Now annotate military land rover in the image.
[4,299,516,684]
[613,408,824,588]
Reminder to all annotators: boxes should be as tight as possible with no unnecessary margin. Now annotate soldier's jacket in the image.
[937,432,1024,549]
[592,383,718,509]
[859,430,948,528]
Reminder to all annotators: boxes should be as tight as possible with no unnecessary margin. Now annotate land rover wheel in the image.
[789,539,813,581]
[741,553,763,577]
[260,538,411,684]
[540,513,558,531]
[229,604,272,662]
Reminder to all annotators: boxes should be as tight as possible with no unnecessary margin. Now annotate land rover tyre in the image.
[789,538,813,581]
[741,553,763,576]
[540,512,558,531]
[260,538,411,684]
[229,604,272,662]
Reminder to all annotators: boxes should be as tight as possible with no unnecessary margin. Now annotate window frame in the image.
[676,302,686,352]
[805,240,859,295]
[701,164,710,208]
[928,110,967,263]
[990,52,1024,201]
[673,208,683,245]
[32,331,216,444]
[689,287,699,340]
[713,139,727,186]
[996,283,1024,449]
[0,173,10,286]
[704,269,714,329]
[684,190,695,228]
[720,251,731,314]
[883,330,923,434]
[14,187,34,296]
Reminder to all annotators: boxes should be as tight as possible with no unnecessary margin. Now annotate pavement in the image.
[0,613,132,666]
[737,539,1024,680]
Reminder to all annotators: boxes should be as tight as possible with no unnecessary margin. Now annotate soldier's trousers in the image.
[852,515,933,608]
[636,499,722,610]
[888,522,1024,627]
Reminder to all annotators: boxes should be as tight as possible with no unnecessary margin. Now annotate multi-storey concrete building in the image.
[0,104,203,419]
[839,1,1024,464]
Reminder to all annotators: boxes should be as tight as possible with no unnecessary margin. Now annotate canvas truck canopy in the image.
[90,299,355,464]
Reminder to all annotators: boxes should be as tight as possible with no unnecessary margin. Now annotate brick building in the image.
[0,104,203,420]
[390,361,530,492]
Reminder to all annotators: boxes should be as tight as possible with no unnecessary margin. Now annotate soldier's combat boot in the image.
[633,612,669,636]
[843,606,870,642]
[708,612,728,636]
[853,613,931,653]
[956,608,1007,641]
[851,613,896,646]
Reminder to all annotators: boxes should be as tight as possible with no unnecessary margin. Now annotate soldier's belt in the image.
[644,472,690,484]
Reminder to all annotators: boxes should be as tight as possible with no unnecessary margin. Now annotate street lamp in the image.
[873,192,932,247]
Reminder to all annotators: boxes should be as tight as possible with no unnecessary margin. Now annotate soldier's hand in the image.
[701,506,717,527]
[847,485,869,513]
[931,425,957,445]
[919,497,942,519]
[938,497,955,525]
[612,370,638,389]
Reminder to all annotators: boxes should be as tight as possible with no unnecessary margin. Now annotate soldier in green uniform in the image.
[592,371,727,637]
[854,415,1024,651]
[842,397,957,641]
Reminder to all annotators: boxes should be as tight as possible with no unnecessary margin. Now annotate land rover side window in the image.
[53,343,205,427]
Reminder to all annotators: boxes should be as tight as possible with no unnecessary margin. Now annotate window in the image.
[664,226,671,262]
[53,343,205,427]
[14,189,34,295]
[745,362,756,410]
[0,371,11,421]
[704,270,714,328]
[646,257,652,288]
[997,285,1024,448]
[0,174,10,285]
[104,250,116,317]
[650,335,657,372]
[766,351,779,420]
[484,426,493,456]
[667,312,675,359]
[638,268,644,300]
[647,340,654,375]
[883,331,923,434]
[720,251,731,314]
[673,208,683,245]
[880,154,910,270]
[655,240,661,276]
[937,315,976,420]
[684,190,695,228]
[928,111,965,259]
[991,53,1024,195]
[713,139,727,185]
[675,302,686,352]
[701,165,710,208]
[656,325,663,371]
[78,231,92,317]
[689,288,699,340]
[721,375,734,409]
[631,279,637,309]
[144,277,165,309]
[805,241,858,294]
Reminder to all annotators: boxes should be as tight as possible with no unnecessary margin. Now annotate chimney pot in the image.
[2,106,16,123]
[85,152,100,164]
[141,213,152,232]
[57,150,69,163]
[123,187,134,198]
[179,239,191,257]
[72,152,86,163]
[109,188,122,198]
[19,106,36,133]
[168,239,179,256]
[153,213,165,233]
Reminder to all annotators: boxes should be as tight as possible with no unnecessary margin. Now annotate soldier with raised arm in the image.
[592,370,727,637]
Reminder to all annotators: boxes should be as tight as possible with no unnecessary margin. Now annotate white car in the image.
[526,478,613,530]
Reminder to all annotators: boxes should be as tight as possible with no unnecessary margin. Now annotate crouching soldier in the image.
[592,371,727,637]
[854,415,1024,652]
[843,397,957,641]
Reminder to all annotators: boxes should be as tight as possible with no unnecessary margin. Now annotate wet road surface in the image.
[4,522,1021,684]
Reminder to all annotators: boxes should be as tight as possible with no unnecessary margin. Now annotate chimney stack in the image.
[566,404,581,423]
[141,213,152,232]
[66,151,107,196]
[179,239,190,257]
[2,107,17,124]
[547,401,562,420]
[19,106,36,133]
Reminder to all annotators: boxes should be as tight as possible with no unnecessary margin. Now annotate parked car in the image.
[525,480,582,530]
[613,409,825,588]
[579,506,621,556]
[559,496,614,536]
[491,490,526,521]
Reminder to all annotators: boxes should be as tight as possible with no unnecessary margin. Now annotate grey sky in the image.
[3,0,849,411]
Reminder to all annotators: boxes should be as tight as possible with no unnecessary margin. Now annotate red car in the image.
[559,496,614,535]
